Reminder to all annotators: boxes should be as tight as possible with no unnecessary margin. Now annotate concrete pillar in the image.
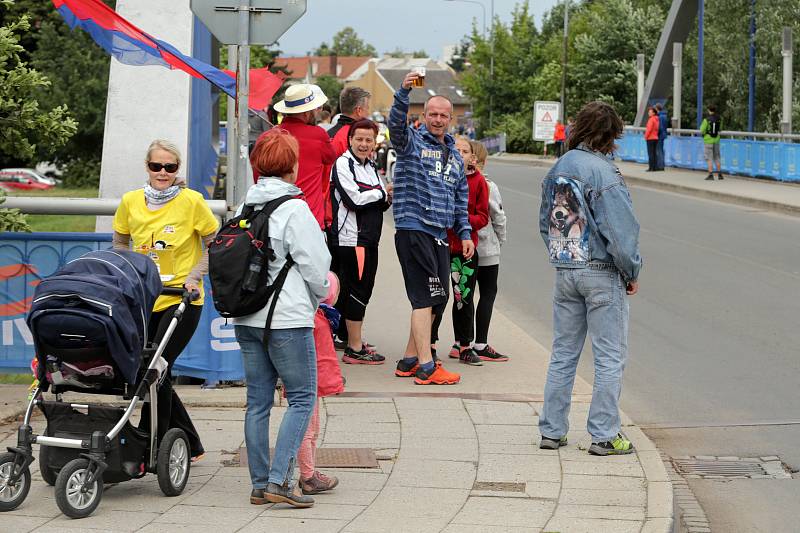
[782,28,793,135]
[637,54,645,115]
[96,0,195,231]
[672,42,682,131]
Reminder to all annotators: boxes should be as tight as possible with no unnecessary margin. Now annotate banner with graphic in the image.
[0,232,244,382]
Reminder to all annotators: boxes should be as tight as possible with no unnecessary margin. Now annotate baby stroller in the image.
[0,250,198,518]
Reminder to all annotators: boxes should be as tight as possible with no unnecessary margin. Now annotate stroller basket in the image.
[38,401,149,484]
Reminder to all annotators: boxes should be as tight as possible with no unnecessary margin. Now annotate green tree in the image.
[0,1,76,163]
[448,38,472,73]
[312,27,377,57]
[0,0,77,230]
[314,74,343,112]
[568,0,664,122]
[386,47,429,58]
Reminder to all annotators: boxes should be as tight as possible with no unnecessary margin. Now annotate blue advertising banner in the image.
[618,131,800,182]
[0,232,244,382]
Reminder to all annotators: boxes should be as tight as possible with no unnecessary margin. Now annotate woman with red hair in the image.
[233,128,331,508]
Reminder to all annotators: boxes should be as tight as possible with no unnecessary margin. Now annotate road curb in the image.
[622,175,800,217]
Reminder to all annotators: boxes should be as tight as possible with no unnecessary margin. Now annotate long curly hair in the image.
[566,101,624,155]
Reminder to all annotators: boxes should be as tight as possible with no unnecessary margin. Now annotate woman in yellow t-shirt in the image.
[112,139,219,462]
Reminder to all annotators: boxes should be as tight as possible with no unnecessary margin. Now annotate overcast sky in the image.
[275,0,561,59]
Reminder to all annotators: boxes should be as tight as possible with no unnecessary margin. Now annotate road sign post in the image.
[190,1,307,209]
[533,101,561,144]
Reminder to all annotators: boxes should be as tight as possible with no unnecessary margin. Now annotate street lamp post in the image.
[445,0,494,128]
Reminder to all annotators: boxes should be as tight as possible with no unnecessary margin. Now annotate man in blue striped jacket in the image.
[389,70,473,386]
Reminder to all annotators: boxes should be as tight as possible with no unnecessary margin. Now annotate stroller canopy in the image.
[27,250,162,383]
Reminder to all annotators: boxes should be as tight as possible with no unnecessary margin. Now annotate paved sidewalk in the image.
[0,389,671,533]
[493,152,800,216]
[0,213,674,532]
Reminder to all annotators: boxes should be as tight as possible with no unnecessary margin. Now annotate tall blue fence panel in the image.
[0,232,244,382]
[618,131,800,182]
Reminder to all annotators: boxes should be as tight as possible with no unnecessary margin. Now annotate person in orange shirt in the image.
[644,106,660,171]
[553,120,566,158]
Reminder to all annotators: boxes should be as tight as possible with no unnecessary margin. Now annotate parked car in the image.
[1,168,58,187]
[0,171,53,191]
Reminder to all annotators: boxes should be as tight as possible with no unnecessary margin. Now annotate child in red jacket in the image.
[297,271,345,495]
[431,137,489,367]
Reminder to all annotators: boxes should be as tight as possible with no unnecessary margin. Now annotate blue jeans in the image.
[235,326,317,488]
[539,269,629,442]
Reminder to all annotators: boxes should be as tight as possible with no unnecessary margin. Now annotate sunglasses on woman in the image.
[147,162,179,173]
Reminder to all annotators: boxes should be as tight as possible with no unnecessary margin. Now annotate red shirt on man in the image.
[278,116,337,228]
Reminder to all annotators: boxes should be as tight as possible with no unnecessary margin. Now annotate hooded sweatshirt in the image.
[232,177,331,330]
[446,168,489,254]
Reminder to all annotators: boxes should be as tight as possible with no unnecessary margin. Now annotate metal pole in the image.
[225,44,237,208]
[782,27,793,135]
[747,0,756,132]
[636,54,645,114]
[560,0,569,122]
[489,0,494,129]
[696,0,704,128]
[672,42,682,131]
[234,2,251,208]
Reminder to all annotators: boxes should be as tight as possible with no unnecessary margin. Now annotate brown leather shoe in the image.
[300,471,339,495]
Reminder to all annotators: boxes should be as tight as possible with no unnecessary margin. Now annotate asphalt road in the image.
[485,159,800,533]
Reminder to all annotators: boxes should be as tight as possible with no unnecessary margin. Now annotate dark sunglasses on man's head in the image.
[147,162,179,173]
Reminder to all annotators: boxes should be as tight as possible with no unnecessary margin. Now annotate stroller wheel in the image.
[157,428,190,496]
[55,458,103,518]
[39,445,57,486]
[0,452,31,511]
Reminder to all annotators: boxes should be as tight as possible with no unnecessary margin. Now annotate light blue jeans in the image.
[235,326,317,489]
[539,269,629,442]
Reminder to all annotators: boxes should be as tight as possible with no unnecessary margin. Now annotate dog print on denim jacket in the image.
[546,177,589,263]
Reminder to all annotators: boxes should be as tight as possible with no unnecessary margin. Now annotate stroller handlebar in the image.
[160,287,201,302]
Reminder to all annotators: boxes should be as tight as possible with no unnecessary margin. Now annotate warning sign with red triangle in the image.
[541,111,553,122]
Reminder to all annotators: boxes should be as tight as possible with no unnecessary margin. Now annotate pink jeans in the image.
[297,402,319,480]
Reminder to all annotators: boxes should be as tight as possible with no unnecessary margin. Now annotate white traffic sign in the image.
[190,0,307,45]
[533,101,561,142]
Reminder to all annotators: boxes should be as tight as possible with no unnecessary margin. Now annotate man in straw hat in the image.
[273,84,337,228]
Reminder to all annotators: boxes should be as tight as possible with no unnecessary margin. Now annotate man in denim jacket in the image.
[389,70,473,386]
[537,101,642,456]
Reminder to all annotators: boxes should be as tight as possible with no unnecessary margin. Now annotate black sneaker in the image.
[474,345,509,362]
[458,347,483,366]
[265,482,314,507]
[539,436,568,450]
[704,173,715,181]
[717,173,724,180]
[431,347,440,365]
[342,346,385,365]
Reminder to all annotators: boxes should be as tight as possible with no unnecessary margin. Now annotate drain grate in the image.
[233,447,379,469]
[672,455,791,479]
[472,481,527,492]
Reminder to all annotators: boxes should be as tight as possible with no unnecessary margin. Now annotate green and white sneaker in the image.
[588,433,634,456]
[539,436,568,450]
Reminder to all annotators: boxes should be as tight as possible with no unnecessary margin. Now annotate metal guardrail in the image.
[1,197,229,216]
[625,126,800,142]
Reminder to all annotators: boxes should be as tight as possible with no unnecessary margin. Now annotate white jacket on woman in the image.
[477,179,507,267]
[232,177,331,330]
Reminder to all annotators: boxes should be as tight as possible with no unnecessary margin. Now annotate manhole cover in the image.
[234,447,379,469]
[472,481,526,492]
[672,456,791,479]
